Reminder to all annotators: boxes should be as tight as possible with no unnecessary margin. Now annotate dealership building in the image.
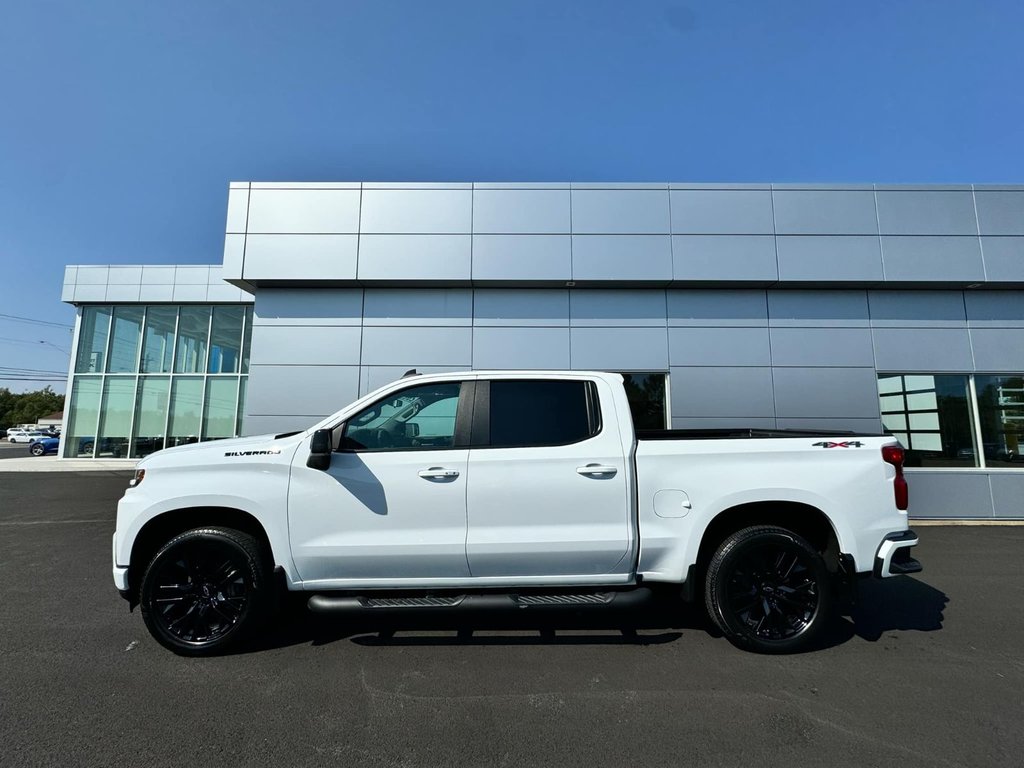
[59,181,1024,519]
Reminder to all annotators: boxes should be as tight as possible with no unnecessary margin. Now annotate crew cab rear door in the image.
[465,376,634,579]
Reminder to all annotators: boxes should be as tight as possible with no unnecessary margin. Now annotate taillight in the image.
[882,445,908,511]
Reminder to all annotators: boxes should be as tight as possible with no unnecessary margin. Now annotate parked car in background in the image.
[8,430,50,444]
[29,437,60,456]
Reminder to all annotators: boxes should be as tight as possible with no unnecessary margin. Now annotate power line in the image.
[0,370,67,376]
[0,313,73,330]
[0,376,67,382]
[0,336,71,353]
[0,370,68,377]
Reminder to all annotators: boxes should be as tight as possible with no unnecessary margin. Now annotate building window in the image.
[140,306,177,373]
[167,377,204,448]
[133,377,170,458]
[877,375,976,467]
[65,377,102,457]
[75,307,111,373]
[208,305,245,374]
[174,306,211,374]
[974,375,1024,467]
[106,306,145,373]
[203,377,242,440]
[878,373,1024,470]
[620,373,668,430]
[65,304,252,458]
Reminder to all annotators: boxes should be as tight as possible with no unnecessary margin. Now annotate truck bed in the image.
[636,428,884,441]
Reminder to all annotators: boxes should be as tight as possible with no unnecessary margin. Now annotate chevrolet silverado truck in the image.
[113,370,920,656]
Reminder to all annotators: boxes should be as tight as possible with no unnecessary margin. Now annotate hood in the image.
[138,432,302,468]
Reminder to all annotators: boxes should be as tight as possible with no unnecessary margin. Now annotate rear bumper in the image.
[873,529,922,578]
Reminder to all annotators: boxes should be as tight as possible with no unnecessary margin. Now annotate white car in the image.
[7,429,50,443]
[113,370,920,656]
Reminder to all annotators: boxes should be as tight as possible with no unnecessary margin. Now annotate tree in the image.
[0,387,65,431]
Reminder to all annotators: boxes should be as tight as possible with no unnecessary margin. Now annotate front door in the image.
[288,380,473,587]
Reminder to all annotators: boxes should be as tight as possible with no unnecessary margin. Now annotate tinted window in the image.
[342,382,461,451]
[489,380,598,448]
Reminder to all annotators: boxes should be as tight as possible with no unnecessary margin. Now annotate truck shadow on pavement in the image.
[244,576,947,654]
[844,574,948,642]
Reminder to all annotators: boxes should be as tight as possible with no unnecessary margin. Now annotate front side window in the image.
[342,382,462,451]
[488,380,599,448]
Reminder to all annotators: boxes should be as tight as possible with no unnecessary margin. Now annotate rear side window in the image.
[488,380,600,448]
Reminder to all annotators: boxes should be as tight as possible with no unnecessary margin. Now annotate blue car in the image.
[29,436,60,456]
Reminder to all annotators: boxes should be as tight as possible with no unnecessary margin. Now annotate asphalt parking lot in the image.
[2,472,1022,768]
[0,440,33,459]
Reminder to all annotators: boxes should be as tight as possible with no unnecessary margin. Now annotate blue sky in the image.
[1,0,1021,392]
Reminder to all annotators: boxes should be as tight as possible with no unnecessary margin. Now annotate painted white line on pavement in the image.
[0,519,110,525]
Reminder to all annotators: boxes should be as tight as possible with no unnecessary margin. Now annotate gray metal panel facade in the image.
[60,181,1024,519]
[219,182,1024,290]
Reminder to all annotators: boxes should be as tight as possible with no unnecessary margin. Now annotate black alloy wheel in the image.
[705,526,833,653]
[140,527,272,656]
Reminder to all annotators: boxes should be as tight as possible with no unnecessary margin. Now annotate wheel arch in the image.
[128,506,275,598]
[695,501,843,577]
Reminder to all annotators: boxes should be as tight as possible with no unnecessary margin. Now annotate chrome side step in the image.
[307,588,653,615]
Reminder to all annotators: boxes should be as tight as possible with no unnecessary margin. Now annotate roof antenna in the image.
[402,369,419,378]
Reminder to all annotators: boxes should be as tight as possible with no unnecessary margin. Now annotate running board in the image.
[307,588,653,615]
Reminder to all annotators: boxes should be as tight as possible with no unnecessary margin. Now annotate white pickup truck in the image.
[113,370,920,656]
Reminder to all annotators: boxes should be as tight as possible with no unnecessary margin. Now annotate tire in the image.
[30,443,45,456]
[80,442,94,455]
[704,525,833,654]
[139,527,273,656]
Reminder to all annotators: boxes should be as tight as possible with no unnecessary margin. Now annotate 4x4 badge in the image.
[812,441,864,448]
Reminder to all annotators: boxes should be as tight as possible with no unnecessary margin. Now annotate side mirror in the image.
[307,428,333,470]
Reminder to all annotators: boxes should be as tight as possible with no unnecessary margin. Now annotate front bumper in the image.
[112,532,130,591]
[874,529,923,578]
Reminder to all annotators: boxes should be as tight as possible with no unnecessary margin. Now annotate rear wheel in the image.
[139,527,273,656]
[705,525,832,653]
[30,443,45,456]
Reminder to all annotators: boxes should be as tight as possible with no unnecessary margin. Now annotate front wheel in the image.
[30,443,45,456]
[139,527,273,656]
[705,525,833,654]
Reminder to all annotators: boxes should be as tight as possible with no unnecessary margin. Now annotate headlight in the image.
[128,468,146,488]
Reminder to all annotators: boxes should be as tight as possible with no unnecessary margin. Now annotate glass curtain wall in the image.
[878,373,1024,469]
[65,304,252,458]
